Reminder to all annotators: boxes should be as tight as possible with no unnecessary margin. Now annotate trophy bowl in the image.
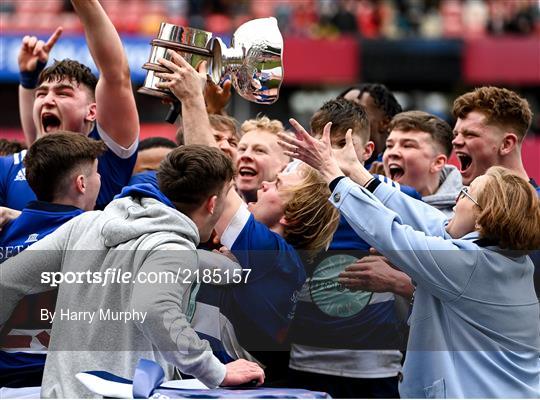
[138,17,284,106]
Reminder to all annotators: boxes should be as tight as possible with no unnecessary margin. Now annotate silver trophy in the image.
[139,17,284,122]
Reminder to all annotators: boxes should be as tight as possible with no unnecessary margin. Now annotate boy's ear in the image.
[362,140,375,162]
[75,174,86,194]
[499,132,518,156]
[206,195,218,215]
[85,102,97,123]
[430,154,447,173]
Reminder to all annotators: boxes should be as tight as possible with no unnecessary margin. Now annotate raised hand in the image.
[155,51,207,102]
[277,118,343,183]
[205,78,232,115]
[333,129,364,177]
[18,27,63,72]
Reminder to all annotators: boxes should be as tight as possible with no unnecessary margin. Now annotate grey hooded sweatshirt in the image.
[422,164,463,217]
[0,192,228,398]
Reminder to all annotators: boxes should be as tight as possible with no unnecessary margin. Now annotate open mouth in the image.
[388,165,405,181]
[456,153,472,172]
[238,167,257,178]
[41,113,61,133]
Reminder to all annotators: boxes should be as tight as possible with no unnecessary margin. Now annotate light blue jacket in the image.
[330,177,540,398]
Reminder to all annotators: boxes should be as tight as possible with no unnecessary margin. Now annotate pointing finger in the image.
[44,26,63,51]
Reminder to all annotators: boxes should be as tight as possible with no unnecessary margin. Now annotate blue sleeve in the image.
[0,156,9,206]
[227,215,306,342]
[332,178,477,301]
[230,215,305,283]
[0,154,36,210]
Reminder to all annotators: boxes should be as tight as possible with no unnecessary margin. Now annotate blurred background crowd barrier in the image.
[0,0,538,178]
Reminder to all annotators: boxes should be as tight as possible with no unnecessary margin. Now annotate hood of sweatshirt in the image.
[423,164,463,208]
[99,184,199,248]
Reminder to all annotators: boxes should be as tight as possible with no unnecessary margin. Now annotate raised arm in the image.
[331,177,477,301]
[155,52,245,235]
[280,119,448,236]
[155,52,215,147]
[370,181,448,237]
[17,27,63,145]
[71,0,138,148]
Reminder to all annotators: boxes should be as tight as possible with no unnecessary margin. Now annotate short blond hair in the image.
[282,166,340,258]
[476,166,540,251]
[240,115,284,135]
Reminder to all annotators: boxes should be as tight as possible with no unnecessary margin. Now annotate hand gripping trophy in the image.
[138,18,284,122]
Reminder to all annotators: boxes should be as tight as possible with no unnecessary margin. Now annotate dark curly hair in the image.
[38,59,98,99]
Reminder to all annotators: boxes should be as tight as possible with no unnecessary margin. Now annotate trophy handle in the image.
[151,38,212,58]
[165,101,181,124]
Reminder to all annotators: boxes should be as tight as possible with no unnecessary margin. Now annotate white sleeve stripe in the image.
[221,203,251,249]
[14,150,27,165]
[96,123,139,159]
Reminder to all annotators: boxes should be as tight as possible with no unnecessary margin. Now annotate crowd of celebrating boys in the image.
[0,1,539,398]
